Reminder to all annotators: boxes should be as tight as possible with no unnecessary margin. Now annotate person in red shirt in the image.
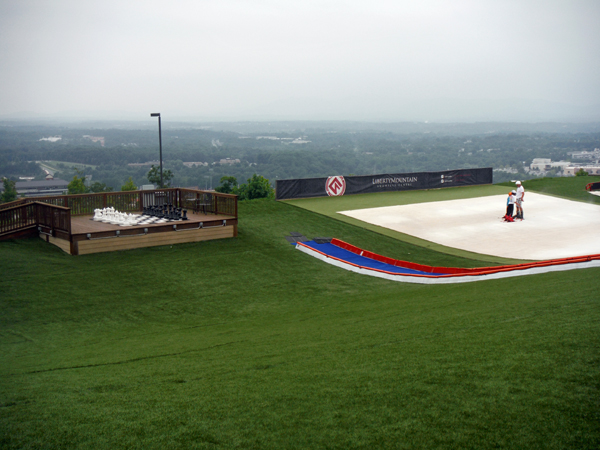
[506,190,516,218]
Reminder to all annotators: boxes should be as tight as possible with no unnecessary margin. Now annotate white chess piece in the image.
[101,208,112,223]
[120,213,133,227]
[130,214,141,225]
[108,210,121,225]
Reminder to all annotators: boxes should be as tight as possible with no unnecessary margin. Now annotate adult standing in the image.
[515,181,525,219]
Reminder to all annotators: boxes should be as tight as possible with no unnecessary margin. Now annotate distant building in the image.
[569,149,600,161]
[217,158,240,165]
[563,165,600,176]
[183,162,208,168]
[39,136,62,142]
[494,167,518,174]
[82,135,105,146]
[128,161,160,167]
[15,179,69,197]
[529,158,570,172]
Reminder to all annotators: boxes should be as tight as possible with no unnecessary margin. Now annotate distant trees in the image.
[575,168,589,176]
[67,174,88,194]
[147,165,174,188]
[215,174,274,200]
[121,177,137,191]
[1,178,17,203]
[2,123,600,190]
[215,176,238,194]
[0,161,43,179]
[236,174,274,200]
[89,182,113,193]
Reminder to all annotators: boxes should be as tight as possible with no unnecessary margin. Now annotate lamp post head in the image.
[150,113,160,117]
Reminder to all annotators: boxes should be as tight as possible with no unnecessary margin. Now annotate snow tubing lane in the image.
[296,238,600,284]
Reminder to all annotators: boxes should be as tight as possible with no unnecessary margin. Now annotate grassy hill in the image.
[1,178,599,449]
[499,175,600,204]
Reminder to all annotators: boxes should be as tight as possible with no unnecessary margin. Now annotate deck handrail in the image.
[1,188,237,217]
[35,202,72,236]
[0,198,29,212]
[0,202,71,238]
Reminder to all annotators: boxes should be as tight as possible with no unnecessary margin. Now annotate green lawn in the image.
[1,179,599,449]
[499,176,600,205]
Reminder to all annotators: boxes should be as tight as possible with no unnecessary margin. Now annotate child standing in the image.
[506,190,516,218]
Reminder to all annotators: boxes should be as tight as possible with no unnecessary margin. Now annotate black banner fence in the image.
[276,168,493,200]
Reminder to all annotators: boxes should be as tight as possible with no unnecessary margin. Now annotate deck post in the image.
[66,209,72,235]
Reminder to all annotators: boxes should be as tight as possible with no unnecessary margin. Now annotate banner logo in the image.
[326,176,346,196]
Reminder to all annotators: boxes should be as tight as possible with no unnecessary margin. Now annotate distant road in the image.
[37,161,56,176]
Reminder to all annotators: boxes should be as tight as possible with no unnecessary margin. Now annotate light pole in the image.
[150,113,163,188]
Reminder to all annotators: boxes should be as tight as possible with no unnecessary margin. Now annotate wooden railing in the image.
[3,188,237,217]
[140,189,179,211]
[0,202,37,236]
[0,202,70,238]
[0,198,29,212]
[178,189,237,217]
[35,202,71,237]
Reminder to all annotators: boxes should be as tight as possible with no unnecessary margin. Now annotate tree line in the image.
[1,122,599,195]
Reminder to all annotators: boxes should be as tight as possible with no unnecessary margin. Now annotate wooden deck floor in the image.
[70,211,235,235]
[43,211,238,255]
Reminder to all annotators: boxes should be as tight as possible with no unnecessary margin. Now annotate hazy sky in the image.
[1,0,599,121]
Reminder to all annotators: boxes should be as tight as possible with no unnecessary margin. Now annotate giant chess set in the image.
[92,204,189,227]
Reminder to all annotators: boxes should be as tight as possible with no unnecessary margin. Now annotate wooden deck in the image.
[47,211,238,255]
[1,188,239,255]
[69,211,234,235]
